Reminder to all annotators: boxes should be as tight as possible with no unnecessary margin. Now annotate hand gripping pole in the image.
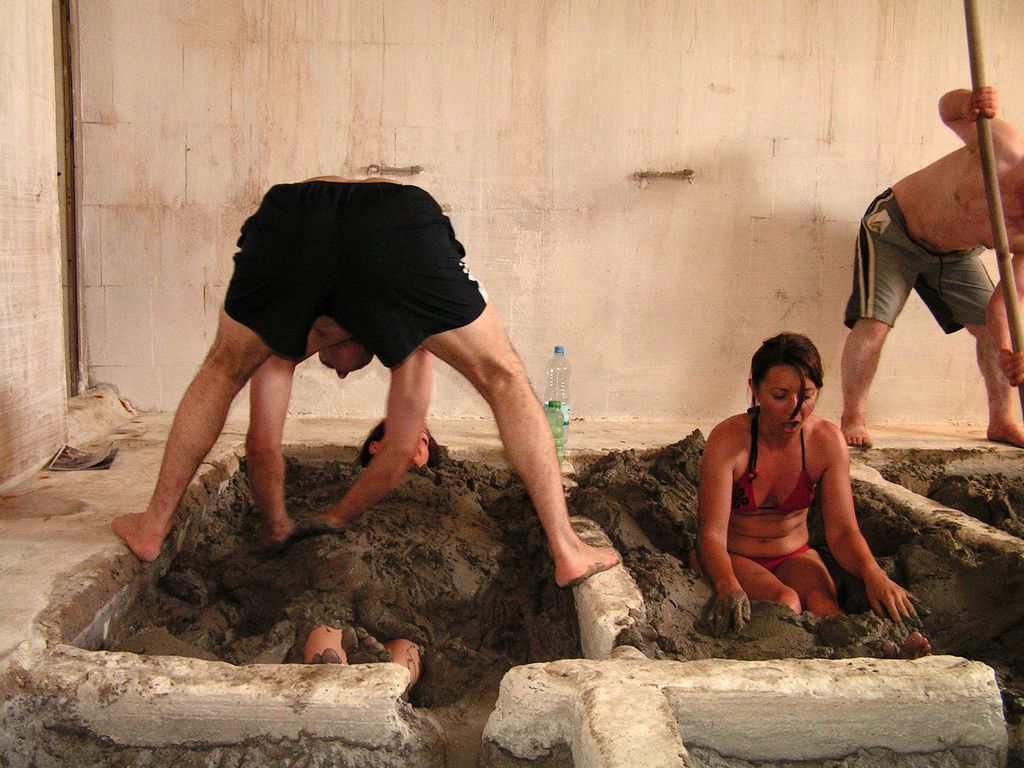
[963,0,1024,411]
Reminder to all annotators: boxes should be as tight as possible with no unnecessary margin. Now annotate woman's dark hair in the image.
[358,420,443,468]
[750,333,824,417]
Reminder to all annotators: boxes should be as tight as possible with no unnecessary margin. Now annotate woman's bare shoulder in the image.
[705,413,752,456]
[805,416,850,462]
[701,414,750,485]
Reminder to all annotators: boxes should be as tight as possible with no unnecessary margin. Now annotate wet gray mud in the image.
[105,453,578,714]
[861,447,1024,539]
[570,432,1024,729]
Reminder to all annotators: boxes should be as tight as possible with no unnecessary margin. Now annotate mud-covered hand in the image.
[863,568,918,622]
[998,348,1024,387]
[710,589,751,635]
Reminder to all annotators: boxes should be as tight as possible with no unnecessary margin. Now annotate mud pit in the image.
[570,433,1024,731]
[72,436,1022,765]
[103,449,577,764]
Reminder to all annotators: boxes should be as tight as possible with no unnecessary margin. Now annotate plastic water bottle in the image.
[544,346,571,440]
[545,400,565,463]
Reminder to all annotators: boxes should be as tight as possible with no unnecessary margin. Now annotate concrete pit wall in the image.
[481,653,1006,768]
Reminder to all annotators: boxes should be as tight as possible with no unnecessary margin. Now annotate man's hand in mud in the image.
[710,589,751,635]
[998,349,1024,387]
[863,568,918,623]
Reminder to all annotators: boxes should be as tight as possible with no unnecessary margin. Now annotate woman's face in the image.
[752,364,818,433]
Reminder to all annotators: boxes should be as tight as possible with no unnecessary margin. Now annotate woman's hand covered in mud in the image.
[863,568,917,622]
[710,589,751,635]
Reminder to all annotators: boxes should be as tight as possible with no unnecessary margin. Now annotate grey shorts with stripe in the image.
[843,189,992,334]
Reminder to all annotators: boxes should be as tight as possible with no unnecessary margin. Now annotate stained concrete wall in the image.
[74,0,1024,424]
[0,2,67,488]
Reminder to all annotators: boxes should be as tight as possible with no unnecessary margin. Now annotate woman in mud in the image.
[696,333,929,655]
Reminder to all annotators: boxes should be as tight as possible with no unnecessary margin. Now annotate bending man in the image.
[840,86,1024,448]
[112,177,618,588]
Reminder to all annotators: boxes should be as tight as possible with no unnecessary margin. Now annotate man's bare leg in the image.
[423,305,619,587]
[840,318,890,448]
[967,323,1024,447]
[247,357,299,546]
[112,310,271,561]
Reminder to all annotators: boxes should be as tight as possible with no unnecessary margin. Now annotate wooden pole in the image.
[963,0,1024,412]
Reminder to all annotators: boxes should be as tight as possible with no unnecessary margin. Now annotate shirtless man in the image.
[840,86,1024,448]
[112,177,619,589]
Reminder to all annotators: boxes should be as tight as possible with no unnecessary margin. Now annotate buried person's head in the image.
[359,419,442,469]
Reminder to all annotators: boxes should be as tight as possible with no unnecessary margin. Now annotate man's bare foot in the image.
[841,416,873,448]
[554,543,621,589]
[258,515,294,548]
[111,512,167,562]
[986,421,1024,448]
[304,625,347,664]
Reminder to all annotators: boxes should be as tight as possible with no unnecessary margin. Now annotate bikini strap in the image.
[746,406,759,474]
[799,427,806,470]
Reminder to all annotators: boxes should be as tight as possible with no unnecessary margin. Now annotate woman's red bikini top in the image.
[732,408,816,514]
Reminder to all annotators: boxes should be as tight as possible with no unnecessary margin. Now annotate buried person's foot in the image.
[347,626,392,664]
[384,638,422,695]
[841,414,873,448]
[986,420,1024,448]
[304,625,348,664]
[878,630,932,660]
[554,542,621,589]
[314,509,353,530]
[111,512,168,563]
[898,630,932,659]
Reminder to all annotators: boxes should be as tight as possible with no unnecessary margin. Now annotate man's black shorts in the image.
[224,181,487,367]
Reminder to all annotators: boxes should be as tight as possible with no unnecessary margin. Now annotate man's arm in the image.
[941,86,1024,165]
[320,349,434,527]
[247,356,298,542]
